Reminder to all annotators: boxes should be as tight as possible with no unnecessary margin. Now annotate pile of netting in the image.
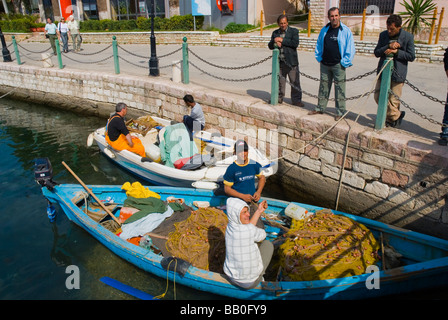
[165,207,228,273]
[275,209,380,281]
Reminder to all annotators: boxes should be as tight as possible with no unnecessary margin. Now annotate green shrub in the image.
[224,22,255,33]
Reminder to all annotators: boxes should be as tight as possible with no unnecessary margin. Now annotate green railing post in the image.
[182,37,189,84]
[55,39,63,69]
[270,47,280,105]
[375,56,394,130]
[11,36,21,65]
[112,36,120,74]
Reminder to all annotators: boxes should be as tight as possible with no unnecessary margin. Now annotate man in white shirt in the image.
[67,15,82,52]
[44,18,57,55]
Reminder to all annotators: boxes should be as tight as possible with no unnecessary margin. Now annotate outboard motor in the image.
[34,157,58,191]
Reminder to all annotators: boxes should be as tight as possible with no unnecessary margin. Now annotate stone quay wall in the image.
[0,63,447,239]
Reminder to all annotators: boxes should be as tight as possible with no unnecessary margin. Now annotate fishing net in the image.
[275,209,380,281]
[165,207,228,273]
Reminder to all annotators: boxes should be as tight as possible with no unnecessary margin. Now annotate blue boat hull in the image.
[41,184,448,300]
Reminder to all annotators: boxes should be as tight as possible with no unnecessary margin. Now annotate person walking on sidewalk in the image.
[268,14,304,107]
[57,17,69,53]
[67,15,82,52]
[310,7,355,121]
[44,18,58,55]
[374,14,415,128]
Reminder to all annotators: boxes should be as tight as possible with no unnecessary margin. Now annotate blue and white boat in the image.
[36,159,448,300]
[87,115,276,188]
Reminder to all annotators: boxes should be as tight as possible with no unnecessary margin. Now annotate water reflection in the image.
[0,98,219,300]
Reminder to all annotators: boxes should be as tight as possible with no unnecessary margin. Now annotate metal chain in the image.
[71,44,113,56]
[119,56,149,69]
[190,60,272,82]
[388,89,446,127]
[157,47,182,59]
[117,45,181,60]
[189,48,272,70]
[392,67,446,106]
[281,73,374,102]
[17,43,51,54]
[62,52,114,64]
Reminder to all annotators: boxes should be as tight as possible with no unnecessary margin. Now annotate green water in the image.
[0,98,219,300]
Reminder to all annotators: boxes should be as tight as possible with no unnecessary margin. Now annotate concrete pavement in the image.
[8,38,447,144]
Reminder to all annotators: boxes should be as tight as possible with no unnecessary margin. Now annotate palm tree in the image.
[399,0,436,35]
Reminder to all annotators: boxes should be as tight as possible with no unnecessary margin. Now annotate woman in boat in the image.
[105,102,146,157]
[223,197,274,289]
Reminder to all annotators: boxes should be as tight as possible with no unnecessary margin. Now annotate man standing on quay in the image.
[310,7,355,120]
[374,14,415,128]
[268,14,304,107]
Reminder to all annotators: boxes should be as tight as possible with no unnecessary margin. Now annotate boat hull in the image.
[88,117,276,188]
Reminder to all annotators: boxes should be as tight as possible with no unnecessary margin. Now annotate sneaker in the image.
[292,101,304,108]
[386,111,405,128]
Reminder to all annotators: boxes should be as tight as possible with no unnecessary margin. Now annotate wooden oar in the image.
[61,161,121,226]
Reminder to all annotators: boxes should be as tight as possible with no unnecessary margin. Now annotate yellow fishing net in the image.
[276,209,380,281]
[165,207,228,273]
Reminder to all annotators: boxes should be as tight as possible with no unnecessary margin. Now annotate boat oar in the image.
[100,277,158,300]
[61,161,121,226]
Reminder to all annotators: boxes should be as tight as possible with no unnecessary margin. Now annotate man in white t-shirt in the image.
[67,15,82,52]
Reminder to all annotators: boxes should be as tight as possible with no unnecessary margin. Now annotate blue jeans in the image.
[442,93,448,139]
[183,115,204,140]
[60,32,68,52]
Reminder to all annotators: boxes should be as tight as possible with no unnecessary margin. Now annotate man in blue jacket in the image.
[310,7,355,120]
[374,14,415,128]
[268,14,304,107]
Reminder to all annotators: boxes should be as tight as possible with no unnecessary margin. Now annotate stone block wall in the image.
[0,63,447,239]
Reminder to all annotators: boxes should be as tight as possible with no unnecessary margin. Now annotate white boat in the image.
[87,116,276,188]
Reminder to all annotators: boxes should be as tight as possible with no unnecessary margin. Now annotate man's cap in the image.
[234,139,249,152]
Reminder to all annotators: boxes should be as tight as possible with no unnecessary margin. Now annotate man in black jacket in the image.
[439,48,448,145]
[268,15,303,107]
[374,14,415,127]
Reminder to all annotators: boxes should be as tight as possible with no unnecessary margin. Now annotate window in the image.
[110,0,165,20]
[83,0,98,20]
[340,0,395,15]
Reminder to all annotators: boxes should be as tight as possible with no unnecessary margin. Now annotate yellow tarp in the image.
[121,181,161,199]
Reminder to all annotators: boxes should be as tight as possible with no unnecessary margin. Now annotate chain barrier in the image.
[4,38,446,130]
[17,43,51,54]
[389,89,447,127]
[62,52,114,64]
[190,60,272,82]
[189,48,272,70]
[71,44,113,56]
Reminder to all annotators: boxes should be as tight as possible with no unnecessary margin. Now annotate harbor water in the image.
[0,98,220,300]
[0,98,447,300]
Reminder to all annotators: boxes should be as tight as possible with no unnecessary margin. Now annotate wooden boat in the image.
[36,161,448,300]
[87,115,276,188]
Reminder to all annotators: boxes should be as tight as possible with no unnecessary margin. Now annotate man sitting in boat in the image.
[105,102,146,157]
[223,198,274,289]
[182,94,205,141]
[223,140,266,227]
